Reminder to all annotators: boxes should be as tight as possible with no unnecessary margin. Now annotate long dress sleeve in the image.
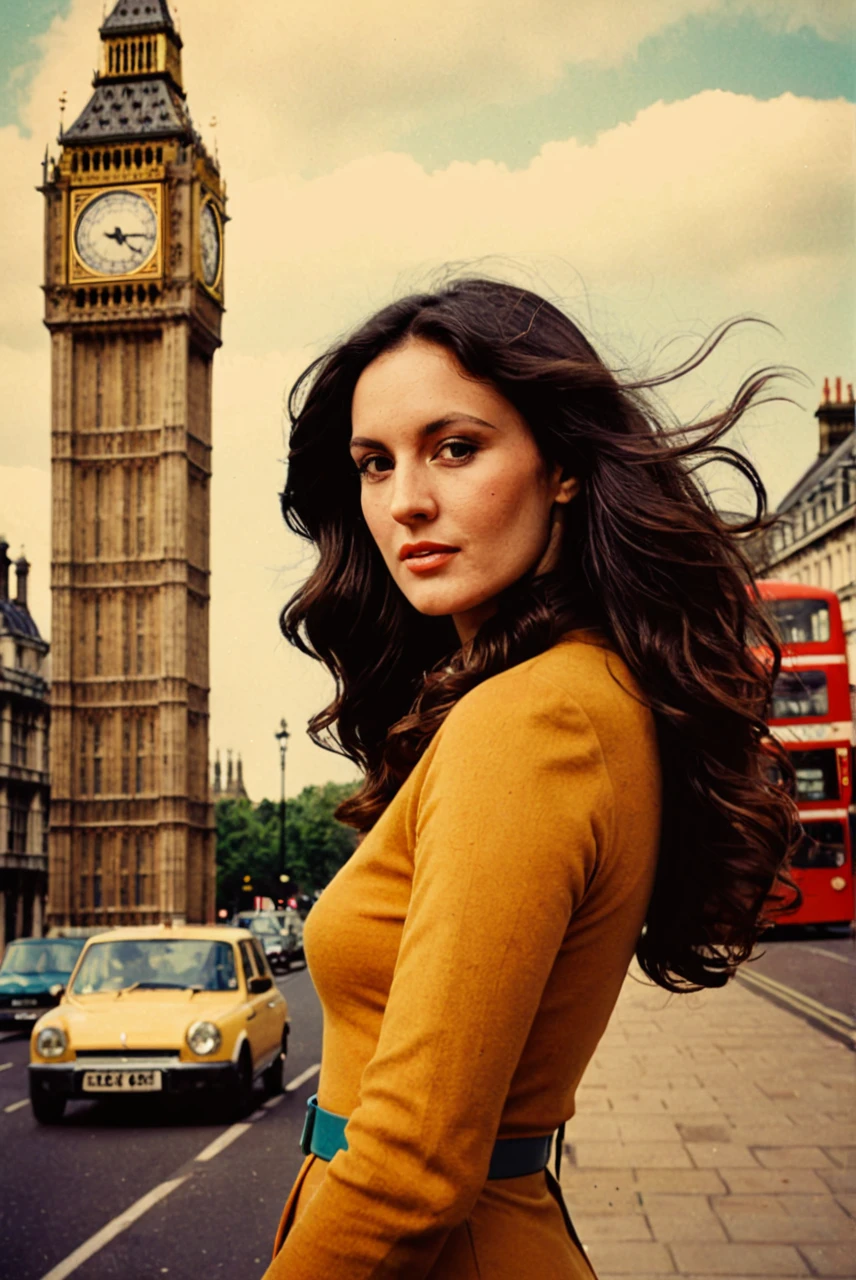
[264,666,615,1280]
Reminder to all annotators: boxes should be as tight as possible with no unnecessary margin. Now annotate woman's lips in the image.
[399,542,460,574]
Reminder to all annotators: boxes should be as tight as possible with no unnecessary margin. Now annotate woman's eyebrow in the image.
[350,413,497,451]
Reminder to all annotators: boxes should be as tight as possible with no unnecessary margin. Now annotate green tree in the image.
[215,782,359,912]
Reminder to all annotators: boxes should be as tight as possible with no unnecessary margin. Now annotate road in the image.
[751,928,855,1022]
[0,965,322,1280]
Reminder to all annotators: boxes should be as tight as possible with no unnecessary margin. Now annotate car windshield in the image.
[71,940,238,994]
[249,918,280,937]
[0,941,82,976]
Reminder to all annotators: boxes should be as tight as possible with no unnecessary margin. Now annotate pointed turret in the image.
[63,0,196,146]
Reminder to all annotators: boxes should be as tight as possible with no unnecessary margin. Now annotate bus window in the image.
[792,821,847,869]
[768,598,830,644]
[771,670,828,720]
[791,748,840,802]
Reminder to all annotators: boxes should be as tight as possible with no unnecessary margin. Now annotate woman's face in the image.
[350,339,577,642]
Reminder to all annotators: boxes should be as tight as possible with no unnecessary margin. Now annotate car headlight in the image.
[186,1021,222,1056]
[36,1026,67,1059]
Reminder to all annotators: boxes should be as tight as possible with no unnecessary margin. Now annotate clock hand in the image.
[103,227,147,248]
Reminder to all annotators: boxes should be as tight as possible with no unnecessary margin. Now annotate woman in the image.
[263,278,798,1279]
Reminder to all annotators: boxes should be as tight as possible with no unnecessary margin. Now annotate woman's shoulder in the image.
[449,629,646,730]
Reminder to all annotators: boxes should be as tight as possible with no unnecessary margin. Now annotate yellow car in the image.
[28,924,289,1125]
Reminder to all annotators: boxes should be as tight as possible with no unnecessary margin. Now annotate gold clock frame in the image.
[196,192,224,297]
[69,183,163,285]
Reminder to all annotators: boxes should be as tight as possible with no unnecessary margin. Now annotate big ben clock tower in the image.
[42,0,223,926]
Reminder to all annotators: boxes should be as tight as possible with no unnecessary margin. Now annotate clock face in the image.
[74,190,158,276]
[199,202,221,288]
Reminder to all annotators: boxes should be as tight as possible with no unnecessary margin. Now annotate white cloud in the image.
[0,0,853,798]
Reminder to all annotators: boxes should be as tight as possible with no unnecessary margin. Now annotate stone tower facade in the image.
[41,0,224,926]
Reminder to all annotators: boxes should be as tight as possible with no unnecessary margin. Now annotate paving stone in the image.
[633,1170,727,1194]
[686,1142,760,1168]
[825,1148,856,1168]
[642,1195,728,1242]
[754,1146,836,1168]
[835,1193,856,1219]
[617,1117,683,1142]
[585,1241,676,1273]
[573,1142,693,1169]
[670,1243,810,1274]
[798,1243,856,1275]
[572,1213,653,1240]
[818,1169,856,1193]
[721,1168,832,1194]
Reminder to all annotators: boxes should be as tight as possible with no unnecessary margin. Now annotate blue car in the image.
[0,938,87,1031]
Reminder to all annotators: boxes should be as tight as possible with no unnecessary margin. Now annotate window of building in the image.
[122,466,132,557]
[93,833,103,909]
[10,716,29,768]
[94,470,103,557]
[136,468,145,554]
[78,833,90,910]
[122,596,131,674]
[122,716,132,793]
[119,833,130,907]
[94,597,103,675]
[135,594,146,673]
[78,724,87,794]
[93,720,103,795]
[134,831,154,906]
[7,789,29,853]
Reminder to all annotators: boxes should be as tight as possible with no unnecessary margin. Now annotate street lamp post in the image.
[275,718,290,900]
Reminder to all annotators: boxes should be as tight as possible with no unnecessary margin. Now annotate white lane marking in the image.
[248,1108,268,1121]
[4,1097,29,1113]
[39,1176,188,1280]
[263,1093,286,1110]
[285,1063,320,1093]
[0,1062,13,1072]
[194,1122,252,1163]
[801,944,855,967]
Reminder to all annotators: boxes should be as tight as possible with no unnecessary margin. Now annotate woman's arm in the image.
[264,667,613,1279]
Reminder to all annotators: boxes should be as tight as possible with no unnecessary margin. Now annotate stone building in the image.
[212,750,249,802]
[41,0,225,927]
[751,379,855,672]
[0,542,51,950]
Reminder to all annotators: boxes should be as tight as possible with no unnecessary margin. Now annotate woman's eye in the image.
[437,439,476,462]
[357,455,393,478]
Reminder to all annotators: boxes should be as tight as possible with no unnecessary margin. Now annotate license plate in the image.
[82,1070,162,1092]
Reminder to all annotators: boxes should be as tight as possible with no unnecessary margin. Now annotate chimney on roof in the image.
[14,555,29,609]
[0,537,9,601]
[213,749,222,797]
[816,376,855,457]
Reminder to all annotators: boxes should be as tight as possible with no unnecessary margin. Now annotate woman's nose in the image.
[388,463,438,525]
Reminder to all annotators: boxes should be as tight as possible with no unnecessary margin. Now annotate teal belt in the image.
[300,1094,563,1180]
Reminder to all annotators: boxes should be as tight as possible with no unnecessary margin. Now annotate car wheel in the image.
[226,1046,254,1120]
[30,1080,66,1125]
[262,1030,288,1096]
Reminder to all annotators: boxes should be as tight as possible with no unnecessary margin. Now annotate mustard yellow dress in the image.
[263,633,661,1279]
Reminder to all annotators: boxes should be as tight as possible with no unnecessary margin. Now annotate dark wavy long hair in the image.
[279,277,801,992]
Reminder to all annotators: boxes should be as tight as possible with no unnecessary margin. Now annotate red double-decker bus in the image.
[757,582,854,928]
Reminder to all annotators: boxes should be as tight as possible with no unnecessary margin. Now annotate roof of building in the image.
[63,77,194,144]
[0,598,42,640]
[101,0,177,36]
[776,428,855,516]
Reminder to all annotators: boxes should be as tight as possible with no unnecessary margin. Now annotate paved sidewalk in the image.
[562,964,856,1278]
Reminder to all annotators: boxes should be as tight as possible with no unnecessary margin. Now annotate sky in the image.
[0,0,853,802]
